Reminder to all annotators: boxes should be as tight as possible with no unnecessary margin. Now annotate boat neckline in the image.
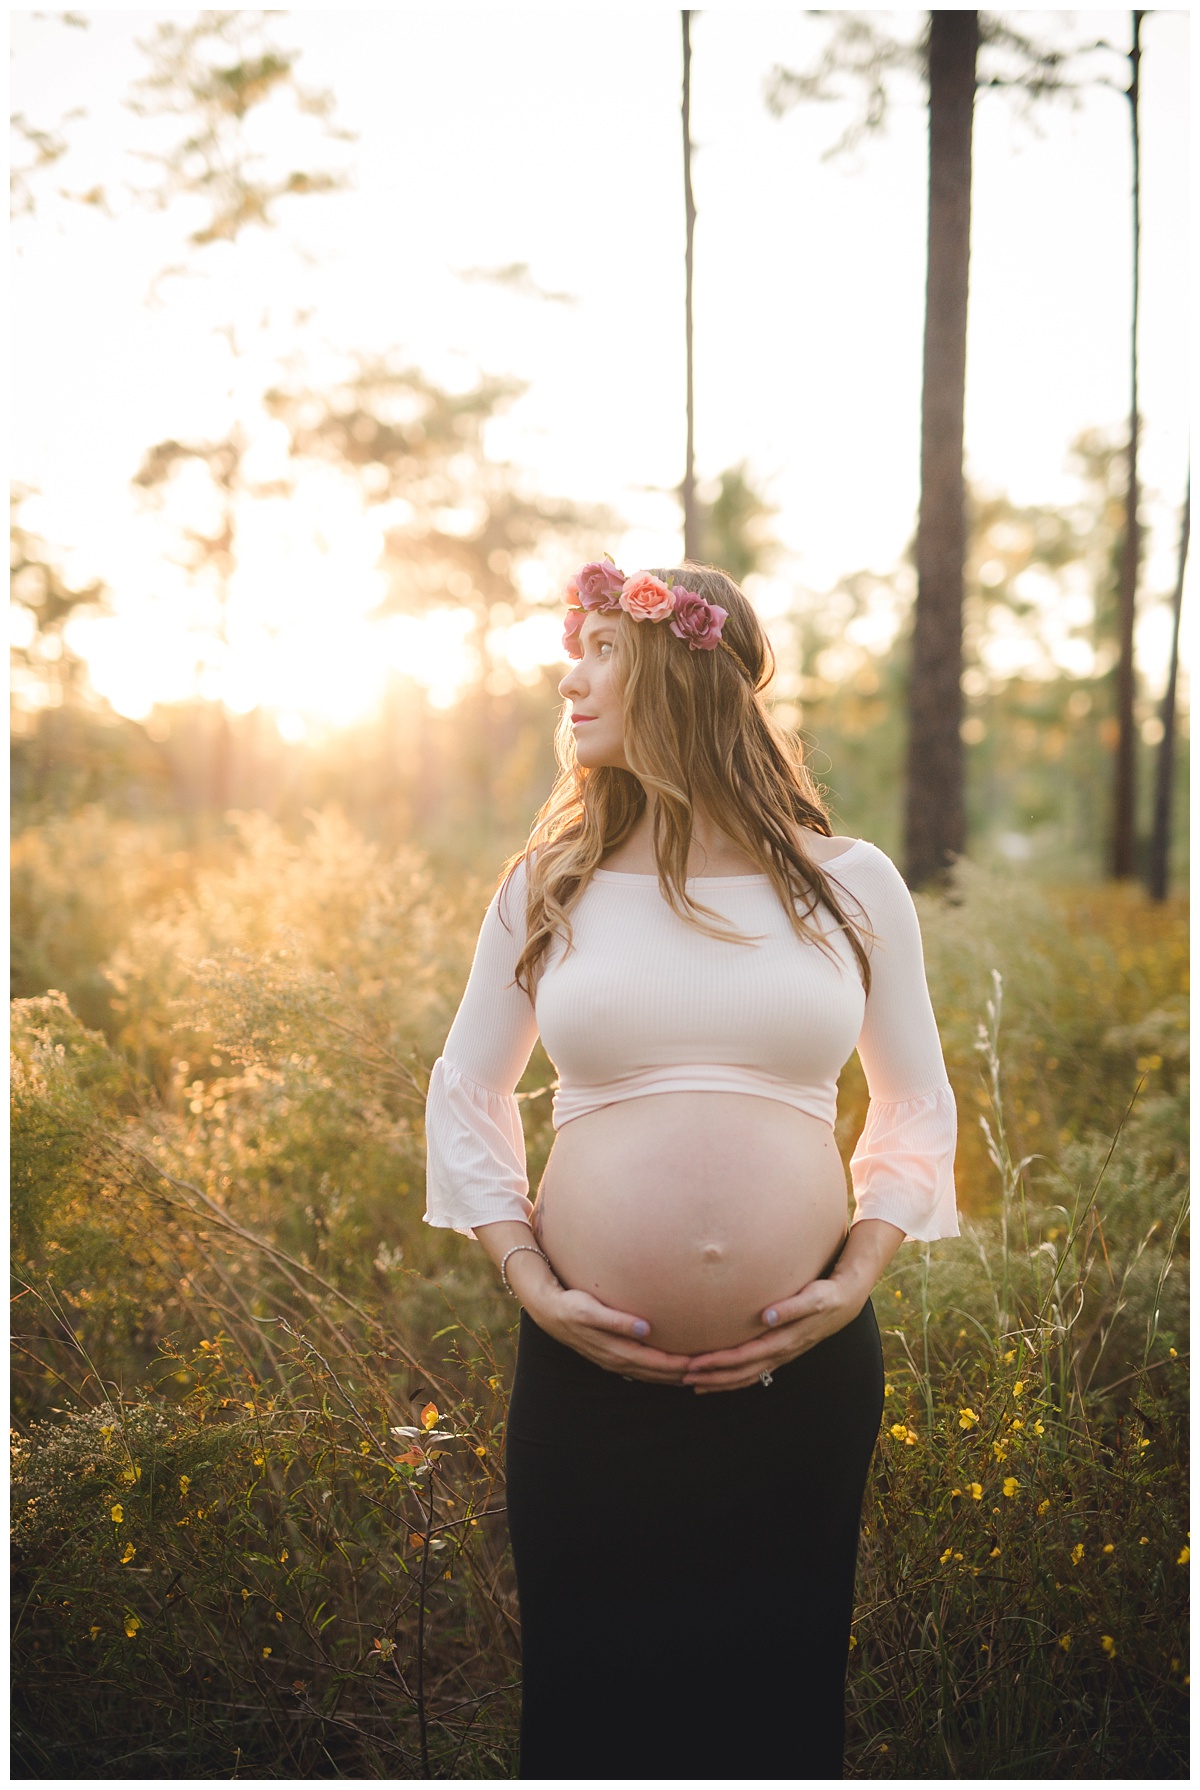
[590,838,871,884]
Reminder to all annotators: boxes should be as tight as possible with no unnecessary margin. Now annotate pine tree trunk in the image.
[681,11,698,562]
[1145,470,1189,902]
[904,11,978,889]
[1111,11,1142,878]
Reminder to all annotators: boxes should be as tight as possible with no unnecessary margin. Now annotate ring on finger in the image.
[759,1369,774,1388]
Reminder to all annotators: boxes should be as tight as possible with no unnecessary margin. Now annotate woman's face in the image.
[557,610,631,771]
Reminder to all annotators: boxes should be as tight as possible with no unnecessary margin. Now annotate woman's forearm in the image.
[829,1218,907,1307]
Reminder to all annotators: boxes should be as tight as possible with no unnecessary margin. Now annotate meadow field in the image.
[11,806,1189,1778]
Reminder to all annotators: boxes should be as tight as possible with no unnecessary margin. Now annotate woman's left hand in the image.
[682,1274,867,1394]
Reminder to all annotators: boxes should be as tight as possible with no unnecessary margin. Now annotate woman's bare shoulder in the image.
[797,827,861,865]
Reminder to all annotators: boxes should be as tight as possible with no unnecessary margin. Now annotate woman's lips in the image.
[570,714,595,725]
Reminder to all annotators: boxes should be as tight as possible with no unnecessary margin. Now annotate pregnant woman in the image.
[424,560,959,1780]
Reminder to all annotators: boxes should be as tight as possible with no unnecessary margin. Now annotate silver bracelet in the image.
[499,1242,552,1297]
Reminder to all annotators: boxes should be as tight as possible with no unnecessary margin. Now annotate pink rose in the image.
[562,607,586,659]
[619,573,676,623]
[564,574,580,602]
[669,586,727,650]
[576,560,626,609]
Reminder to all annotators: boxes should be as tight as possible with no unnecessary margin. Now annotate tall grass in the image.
[10,808,1188,1778]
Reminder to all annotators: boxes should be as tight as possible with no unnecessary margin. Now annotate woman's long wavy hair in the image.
[506,563,873,995]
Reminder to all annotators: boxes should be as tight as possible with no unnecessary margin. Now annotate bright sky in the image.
[10,6,1192,727]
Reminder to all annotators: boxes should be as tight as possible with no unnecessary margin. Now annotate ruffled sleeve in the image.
[424,860,541,1239]
[834,845,959,1243]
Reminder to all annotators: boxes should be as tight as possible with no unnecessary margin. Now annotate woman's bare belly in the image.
[534,1092,849,1356]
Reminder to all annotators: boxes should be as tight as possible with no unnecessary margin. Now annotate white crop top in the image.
[424,839,958,1244]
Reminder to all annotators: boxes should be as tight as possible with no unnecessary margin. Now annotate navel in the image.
[700,1242,724,1265]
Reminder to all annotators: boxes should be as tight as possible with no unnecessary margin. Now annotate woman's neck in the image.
[603,800,763,878]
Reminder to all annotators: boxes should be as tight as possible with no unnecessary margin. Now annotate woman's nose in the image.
[558,662,587,700]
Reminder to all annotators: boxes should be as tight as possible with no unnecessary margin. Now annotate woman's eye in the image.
[597,642,613,657]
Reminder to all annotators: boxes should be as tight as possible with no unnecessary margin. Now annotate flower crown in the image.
[562,557,752,679]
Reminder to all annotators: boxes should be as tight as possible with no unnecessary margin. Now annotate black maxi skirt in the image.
[505,1298,885,1781]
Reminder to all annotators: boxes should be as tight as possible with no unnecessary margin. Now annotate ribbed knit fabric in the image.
[424,839,958,1243]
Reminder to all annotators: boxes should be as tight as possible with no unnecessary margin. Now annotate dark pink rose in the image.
[668,586,728,651]
[576,559,626,609]
[562,607,586,659]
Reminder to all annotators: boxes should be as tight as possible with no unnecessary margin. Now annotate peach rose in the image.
[619,573,676,623]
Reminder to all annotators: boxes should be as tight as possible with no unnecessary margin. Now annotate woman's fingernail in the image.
[632,1319,650,1338]
[765,1308,779,1326]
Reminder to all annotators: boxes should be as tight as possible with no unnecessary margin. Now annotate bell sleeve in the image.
[424,859,541,1239]
[837,846,959,1243]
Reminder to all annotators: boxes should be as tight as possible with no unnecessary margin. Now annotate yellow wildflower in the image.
[1071,1543,1084,1565]
[179,1476,190,1497]
[848,1635,857,1648]
[959,1408,980,1430]
[1169,1347,1177,1358]
[1178,1547,1190,1566]
[110,1504,124,1524]
[1033,1421,1045,1436]
[120,1543,136,1564]
[1101,1635,1117,1659]
[989,1547,1001,1558]
[1102,1543,1114,1554]
[280,1550,288,1563]
[262,1646,272,1658]
[884,1384,894,1397]
[953,1551,963,1561]
[1138,1438,1150,1450]
[89,1624,101,1641]
[420,1403,439,1431]
[950,1488,962,1499]
[1003,1350,1016,1364]
[1058,1633,1072,1652]
[241,1588,250,1602]
[1011,1418,1024,1431]
[100,1425,114,1443]
[275,1611,283,1622]
[124,1613,141,1639]
[360,1441,372,1456]
[992,1441,1008,1462]
[890,1423,908,1441]
[940,1547,953,1564]
[1037,1498,1051,1515]
[1013,1381,1025,1397]
[254,1454,264,1466]
[1139,1536,1149,1546]
[1003,1477,1019,1498]
[969,1482,983,1501]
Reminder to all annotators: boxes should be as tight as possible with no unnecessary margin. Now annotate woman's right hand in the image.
[474,1219,689,1383]
[528,1283,692,1384]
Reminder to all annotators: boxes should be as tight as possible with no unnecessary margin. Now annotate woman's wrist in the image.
[473,1221,563,1316]
[505,1251,563,1318]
